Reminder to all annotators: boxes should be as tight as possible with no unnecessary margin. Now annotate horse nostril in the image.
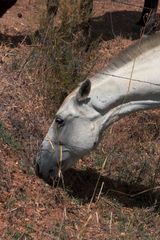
[35,163,43,178]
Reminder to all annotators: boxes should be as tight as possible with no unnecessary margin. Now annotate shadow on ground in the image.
[82,10,144,48]
[0,10,145,48]
[62,167,160,210]
[0,32,31,47]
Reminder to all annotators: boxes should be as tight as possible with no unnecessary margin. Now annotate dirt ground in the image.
[0,0,160,239]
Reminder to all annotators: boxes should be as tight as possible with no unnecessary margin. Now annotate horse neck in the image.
[90,43,160,130]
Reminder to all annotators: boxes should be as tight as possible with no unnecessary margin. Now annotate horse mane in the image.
[103,32,160,74]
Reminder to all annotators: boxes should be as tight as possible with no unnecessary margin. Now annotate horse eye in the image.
[55,116,64,127]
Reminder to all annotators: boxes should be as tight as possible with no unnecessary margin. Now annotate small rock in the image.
[17,13,22,18]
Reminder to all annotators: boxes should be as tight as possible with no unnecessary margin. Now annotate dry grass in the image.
[29,0,100,108]
[0,0,160,239]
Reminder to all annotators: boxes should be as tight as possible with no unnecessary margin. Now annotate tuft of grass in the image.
[5,197,16,210]
[95,153,105,169]
[0,122,21,151]
[30,0,99,108]
[12,232,32,240]
[49,223,69,240]
[12,232,22,240]
[0,121,21,151]
[26,224,34,234]
[11,57,21,71]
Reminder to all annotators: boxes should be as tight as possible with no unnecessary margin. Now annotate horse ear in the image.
[76,79,91,102]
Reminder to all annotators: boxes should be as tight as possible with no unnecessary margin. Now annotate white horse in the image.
[36,32,160,184]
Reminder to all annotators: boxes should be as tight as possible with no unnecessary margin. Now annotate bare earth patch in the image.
[0,0,160,239]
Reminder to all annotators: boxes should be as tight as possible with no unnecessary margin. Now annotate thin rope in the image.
[100,72,160,87]
[109,8,116,37]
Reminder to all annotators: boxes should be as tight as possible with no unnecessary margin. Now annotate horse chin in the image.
[35,149,58,184]
[35,146,77,184]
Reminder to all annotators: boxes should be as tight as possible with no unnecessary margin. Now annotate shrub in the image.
[31,0,99,108]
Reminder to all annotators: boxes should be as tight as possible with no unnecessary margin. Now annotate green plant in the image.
[5,197,16,209]
[11,58,21,71]
[95,154,105,169]
[12,232,22,240]
[0,121,21,151]
[26,224,34,234]
[12,232,32,240]
[49,223,69,240]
